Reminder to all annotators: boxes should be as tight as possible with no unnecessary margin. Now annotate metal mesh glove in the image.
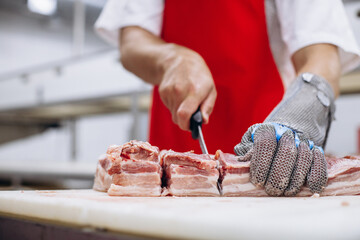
[234,73,335,196]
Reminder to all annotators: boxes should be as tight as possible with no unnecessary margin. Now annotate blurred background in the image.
[0,0,359,190]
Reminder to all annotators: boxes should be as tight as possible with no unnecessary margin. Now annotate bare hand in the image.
[158,45,217,131]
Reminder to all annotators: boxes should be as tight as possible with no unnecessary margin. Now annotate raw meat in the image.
[216,150,360,197]
[216,151,262,197]
[298,155,360,196]
[93,140,162,197]
[161,150,217,170]
[161,150,220,196]
[93,154,112,192]
[94,140,360,197]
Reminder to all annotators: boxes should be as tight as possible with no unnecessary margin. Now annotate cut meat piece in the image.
[93,154,112,192]
[216,150,360,197]
[112,172,161,187]
[108,184,162,197]
[216,151,267,197]
[297,155,360,196]
[106,140,161,175]
[327,155,360,179]
[165,165,220,196]
[162,150,220,197]
[93,140,162,196]
[121,141,160,162]
[161,150,217,170]
[120,161,162,174]
[166,165,218,190]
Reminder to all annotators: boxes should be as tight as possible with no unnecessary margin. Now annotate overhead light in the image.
[27,0,57,16]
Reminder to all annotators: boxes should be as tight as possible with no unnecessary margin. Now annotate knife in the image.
[190,107,209,154]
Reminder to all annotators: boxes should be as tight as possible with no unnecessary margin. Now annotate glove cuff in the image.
[265,73,336,147]
[301,73,335,119]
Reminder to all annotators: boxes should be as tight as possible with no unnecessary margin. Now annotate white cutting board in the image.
[0,189,359,240]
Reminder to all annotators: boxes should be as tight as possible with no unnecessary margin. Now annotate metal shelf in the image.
[339,71,360,95]
[0,90,151,124]
[0,89,151,146]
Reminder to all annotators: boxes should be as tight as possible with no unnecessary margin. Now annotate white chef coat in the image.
[95,0,360,87]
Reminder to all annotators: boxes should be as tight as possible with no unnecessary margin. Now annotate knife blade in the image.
[190,107,209,154]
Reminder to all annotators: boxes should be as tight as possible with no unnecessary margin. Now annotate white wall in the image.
[76,112,149,163]
[326,94,360,156]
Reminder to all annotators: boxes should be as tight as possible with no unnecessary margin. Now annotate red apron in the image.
[149,0,284,154]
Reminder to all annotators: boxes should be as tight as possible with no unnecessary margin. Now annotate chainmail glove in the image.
[234,73,335,196]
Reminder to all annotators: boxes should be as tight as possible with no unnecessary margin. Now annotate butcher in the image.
[95,0,360,196]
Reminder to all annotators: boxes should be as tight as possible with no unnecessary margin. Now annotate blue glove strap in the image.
[251,123,324,154]
[251,123,292,143]
[308,140,314,150]
[294,132,300,148]
[272,123,291,142]
[250,125,259,142]
[315,146,324,154]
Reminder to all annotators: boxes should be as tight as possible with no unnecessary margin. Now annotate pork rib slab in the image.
[93,140,162,196]
[162,162,220,197]
[216,150,360,197]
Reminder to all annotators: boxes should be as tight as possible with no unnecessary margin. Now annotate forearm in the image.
[119,26,166,85]
[119,26,216,130]
[120,26,177,85]
[292,43,341,98]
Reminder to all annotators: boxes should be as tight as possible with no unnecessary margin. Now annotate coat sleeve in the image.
[94,0,164,47]
[275,0,360,74]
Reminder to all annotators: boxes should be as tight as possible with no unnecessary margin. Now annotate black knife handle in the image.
[190,107,203,140]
